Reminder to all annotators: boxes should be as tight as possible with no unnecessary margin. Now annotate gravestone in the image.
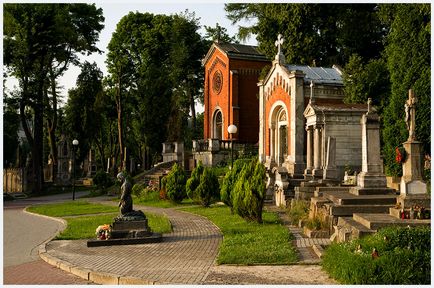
[351,99,394,195]
[398,90,429,208]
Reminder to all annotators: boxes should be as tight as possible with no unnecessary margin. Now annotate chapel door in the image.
[279,125,288,165]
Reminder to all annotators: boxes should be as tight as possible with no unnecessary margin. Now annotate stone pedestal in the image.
[357,113,387,188]
[400,141,427,195]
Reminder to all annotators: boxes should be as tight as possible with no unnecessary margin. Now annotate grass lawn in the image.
[26,200,118,216]
[181,204,298,265]
[27,201,172,240]
[133,193,194,208]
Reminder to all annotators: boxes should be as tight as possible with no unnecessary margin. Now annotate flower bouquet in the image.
[395,146,406,164]
[95,224,111,240]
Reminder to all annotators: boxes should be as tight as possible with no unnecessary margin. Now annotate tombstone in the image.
[351,99,394,195]
[356,99,387,188]
[398,90,429,208]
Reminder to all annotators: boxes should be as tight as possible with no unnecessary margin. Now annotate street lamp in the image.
[72,139,79,200]
[227,124,237,169]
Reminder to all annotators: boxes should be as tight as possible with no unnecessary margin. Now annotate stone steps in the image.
[337,217,377,240]
[352,213,431,230]
[349,187,396,196]
[328,204,393,216]
[314,186,350,197]
[323,191,397,205]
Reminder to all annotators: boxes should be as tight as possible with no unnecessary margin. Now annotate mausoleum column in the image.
[305,126,314,174]
[270,123,276,163]
[313,125,323,177]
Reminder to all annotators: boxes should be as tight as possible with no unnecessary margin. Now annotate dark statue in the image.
[115,172,146,221]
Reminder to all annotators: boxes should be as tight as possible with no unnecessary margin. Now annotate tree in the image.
[4,4,104,193]
[342,54,390,115]
[165,162,187,203]
[107,11,206,170]
[379,4,430,176]
[204,23,238,43]
[232,159,266,223]
[225,3,385,66]
[64,61,104,166]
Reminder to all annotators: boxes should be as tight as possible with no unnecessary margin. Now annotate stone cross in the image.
[405,89,417,141]
[367,98,372,114]
[309,80,315,104]
[275,34,284,55]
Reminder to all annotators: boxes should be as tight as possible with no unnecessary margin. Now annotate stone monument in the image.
[398,89,429,208]
[351,98,394,195]
[87,172,162,247]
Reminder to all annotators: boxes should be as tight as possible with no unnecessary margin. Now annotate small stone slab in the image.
[86,233,163,247]
[112,220,148,230]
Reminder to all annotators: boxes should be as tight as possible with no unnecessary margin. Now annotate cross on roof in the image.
[275,34,284,55]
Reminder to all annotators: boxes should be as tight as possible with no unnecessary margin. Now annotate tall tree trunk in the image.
[115,66,124,171]
[46,67,58,181]
[189,84,196,132]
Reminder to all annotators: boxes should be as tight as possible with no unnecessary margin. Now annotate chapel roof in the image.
[202,42,269,65]
[285,65,343,85]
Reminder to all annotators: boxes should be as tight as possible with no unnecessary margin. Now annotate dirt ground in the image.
[203,264,338,285]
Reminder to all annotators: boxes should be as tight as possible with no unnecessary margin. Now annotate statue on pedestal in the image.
[115,172,145,221]
[405,89,417,141]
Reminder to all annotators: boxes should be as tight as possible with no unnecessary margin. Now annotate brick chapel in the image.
[202,42,269,143]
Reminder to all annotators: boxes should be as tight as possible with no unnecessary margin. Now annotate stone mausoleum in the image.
[257,35,369,203]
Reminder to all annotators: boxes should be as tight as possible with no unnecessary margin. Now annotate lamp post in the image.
[227,124,237,169]
[72,139,79,200]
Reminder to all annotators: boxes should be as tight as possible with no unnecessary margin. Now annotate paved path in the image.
[3,191,93,284]
[42,198,222,284]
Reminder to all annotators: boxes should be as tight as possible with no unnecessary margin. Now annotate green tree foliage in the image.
[220,159,249,211]
[204,23,238,43]
[165,163,187,203]
[232,159,266,223]
[225,4,385,66]
[65,61,104,164]
[196,168,220,207]
[186,161,204,200]
[106,11,206,170]
[4,3,104,193]
[379,4,430,176]
[342,55,391,114]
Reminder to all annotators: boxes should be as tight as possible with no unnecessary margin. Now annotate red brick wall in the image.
[204,47,268,142]
[264,86,292,157]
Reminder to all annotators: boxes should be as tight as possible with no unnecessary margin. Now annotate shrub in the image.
[322,226,431,284]
[287,199,309,225]
[232,159,266,223]
[165,163,186,203]
[195,167,220,207]
[132,183,144,197]
[93,170,114,192]
[186,161,204,200]
[220,159,249,210]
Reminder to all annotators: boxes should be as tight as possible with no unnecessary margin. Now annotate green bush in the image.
[220,159,249,210]
[232,159,266,223]
[92,170,114,192]
[186,161,204,200]
[132,183,144,197]
[195,167,220,207]
[322,226,431,284]
[165,163,186,203]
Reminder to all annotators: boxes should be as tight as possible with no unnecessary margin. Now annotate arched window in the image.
[213,110,223,140]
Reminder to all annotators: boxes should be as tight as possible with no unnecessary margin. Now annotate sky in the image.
[4,1,258,111]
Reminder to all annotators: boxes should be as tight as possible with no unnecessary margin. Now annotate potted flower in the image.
[95,224,111,240]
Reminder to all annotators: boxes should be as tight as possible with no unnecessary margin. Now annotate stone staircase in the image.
[134,161,177,187]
